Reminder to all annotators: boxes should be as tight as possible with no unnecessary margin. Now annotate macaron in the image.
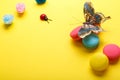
[16,3,25,14]
[70,26,82,41]
[82,33,99,49]
[35,0,46,4]
[90,54,109,72]
[103,44,120,63]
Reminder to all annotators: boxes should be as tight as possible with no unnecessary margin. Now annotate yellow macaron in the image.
[90,53,109,71]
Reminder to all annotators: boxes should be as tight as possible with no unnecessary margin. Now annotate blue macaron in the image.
[35,0,46,4]
[82,33,99,49]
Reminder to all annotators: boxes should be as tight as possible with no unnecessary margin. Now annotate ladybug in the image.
[40,14,52,23]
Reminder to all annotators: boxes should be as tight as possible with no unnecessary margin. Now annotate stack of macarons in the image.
[70,26,100,49]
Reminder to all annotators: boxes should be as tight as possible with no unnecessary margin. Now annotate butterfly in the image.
[78,2,110,38]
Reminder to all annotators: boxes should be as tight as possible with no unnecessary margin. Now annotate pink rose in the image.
[16,3,25,13]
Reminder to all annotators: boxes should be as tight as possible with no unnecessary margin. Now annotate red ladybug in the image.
[40,14,52,23]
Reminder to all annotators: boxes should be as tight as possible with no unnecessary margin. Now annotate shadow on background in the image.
[70,39,99,54]
[91,68,108,76]
[3,24,14,30]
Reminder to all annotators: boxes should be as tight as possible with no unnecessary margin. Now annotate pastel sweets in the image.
[103,44,120,63]
[90,54,109,71]
[70,26,82,41]
[35,0,46,4]
[82,33,99,49]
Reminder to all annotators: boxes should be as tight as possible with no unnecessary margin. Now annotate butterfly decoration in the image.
[78,2,111,38]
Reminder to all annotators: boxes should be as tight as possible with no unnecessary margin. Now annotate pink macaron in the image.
[70,26,82,41]
[103,44,120,63]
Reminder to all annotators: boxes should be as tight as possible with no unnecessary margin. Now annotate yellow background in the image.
[0,0,120,80]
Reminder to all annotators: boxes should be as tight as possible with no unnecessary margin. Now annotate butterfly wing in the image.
[94,12,111,24]
[84,2,95,24]
[91,26,104,33]
[78,24,92,38]
[84,2,95,16]
[78,24,104,38]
